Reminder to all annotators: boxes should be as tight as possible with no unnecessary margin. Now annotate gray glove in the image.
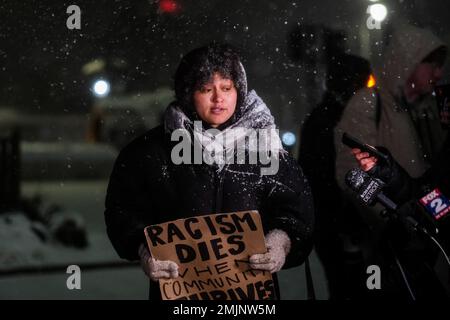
[138,244,179,282]
[249,229,291,273]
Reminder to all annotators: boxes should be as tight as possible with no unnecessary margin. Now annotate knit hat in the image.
[173,43,248,128]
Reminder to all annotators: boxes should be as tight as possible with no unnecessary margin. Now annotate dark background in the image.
[2,0,449,129]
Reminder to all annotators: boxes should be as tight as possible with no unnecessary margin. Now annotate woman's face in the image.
[193,73,237,128]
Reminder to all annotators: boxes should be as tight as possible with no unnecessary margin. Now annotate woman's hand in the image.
[351,148,378,172]
[138,244,179,282]
[249,229,291,273]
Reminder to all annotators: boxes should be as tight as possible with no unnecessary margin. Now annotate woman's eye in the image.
[200,87,212,93]
[222,86,231,91]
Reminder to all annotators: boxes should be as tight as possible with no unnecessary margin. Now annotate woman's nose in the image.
[212,89,224,102]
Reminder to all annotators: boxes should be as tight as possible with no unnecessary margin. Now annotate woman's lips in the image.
[210,107,226,115]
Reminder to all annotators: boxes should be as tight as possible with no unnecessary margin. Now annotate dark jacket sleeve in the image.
[264,153,315,269]
[104,144,150,261]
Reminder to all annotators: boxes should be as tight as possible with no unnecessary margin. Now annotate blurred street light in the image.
[369,4,388,22]
[282,132,297,147]
[93,80,110,97]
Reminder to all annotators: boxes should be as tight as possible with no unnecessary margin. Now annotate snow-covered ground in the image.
[0,266,149,300]
[0,213,118,271]
[0,180,114,270]
[0,179,149,299]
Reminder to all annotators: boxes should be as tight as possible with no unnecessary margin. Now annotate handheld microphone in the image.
[345,168,437,235]
[345,168,397,211]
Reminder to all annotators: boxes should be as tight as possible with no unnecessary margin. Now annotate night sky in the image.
[1,0,449,129]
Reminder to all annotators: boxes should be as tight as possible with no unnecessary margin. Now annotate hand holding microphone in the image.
[342,133,444,234]
[343,132,412,202]
[352,148,378,172]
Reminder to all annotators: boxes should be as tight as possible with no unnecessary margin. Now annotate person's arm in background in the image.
[334,88,379,192]
[352,139,450,250]
[352,147,414,205]
[333,88,392,232]
[250,154,315,272]
[352,134,450,204]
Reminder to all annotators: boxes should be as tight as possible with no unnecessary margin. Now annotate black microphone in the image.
[345,168,436,234]
[345,168,397,211]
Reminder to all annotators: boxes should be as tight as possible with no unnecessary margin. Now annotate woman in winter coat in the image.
[104,44,314,300]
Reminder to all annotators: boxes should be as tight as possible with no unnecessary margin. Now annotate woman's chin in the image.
[204,116,231,127]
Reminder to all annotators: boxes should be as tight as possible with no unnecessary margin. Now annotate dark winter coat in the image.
[104,122,314,300]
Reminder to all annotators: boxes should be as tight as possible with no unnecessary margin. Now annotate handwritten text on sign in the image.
[144,211,274,300]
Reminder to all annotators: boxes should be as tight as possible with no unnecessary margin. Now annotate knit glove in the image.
[249,229,291,273]
[138,244,179,282]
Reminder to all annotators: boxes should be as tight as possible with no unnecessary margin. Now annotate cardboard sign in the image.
[144,210,275,300]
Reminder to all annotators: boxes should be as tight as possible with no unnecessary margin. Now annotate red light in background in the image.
[159,0,179,14]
